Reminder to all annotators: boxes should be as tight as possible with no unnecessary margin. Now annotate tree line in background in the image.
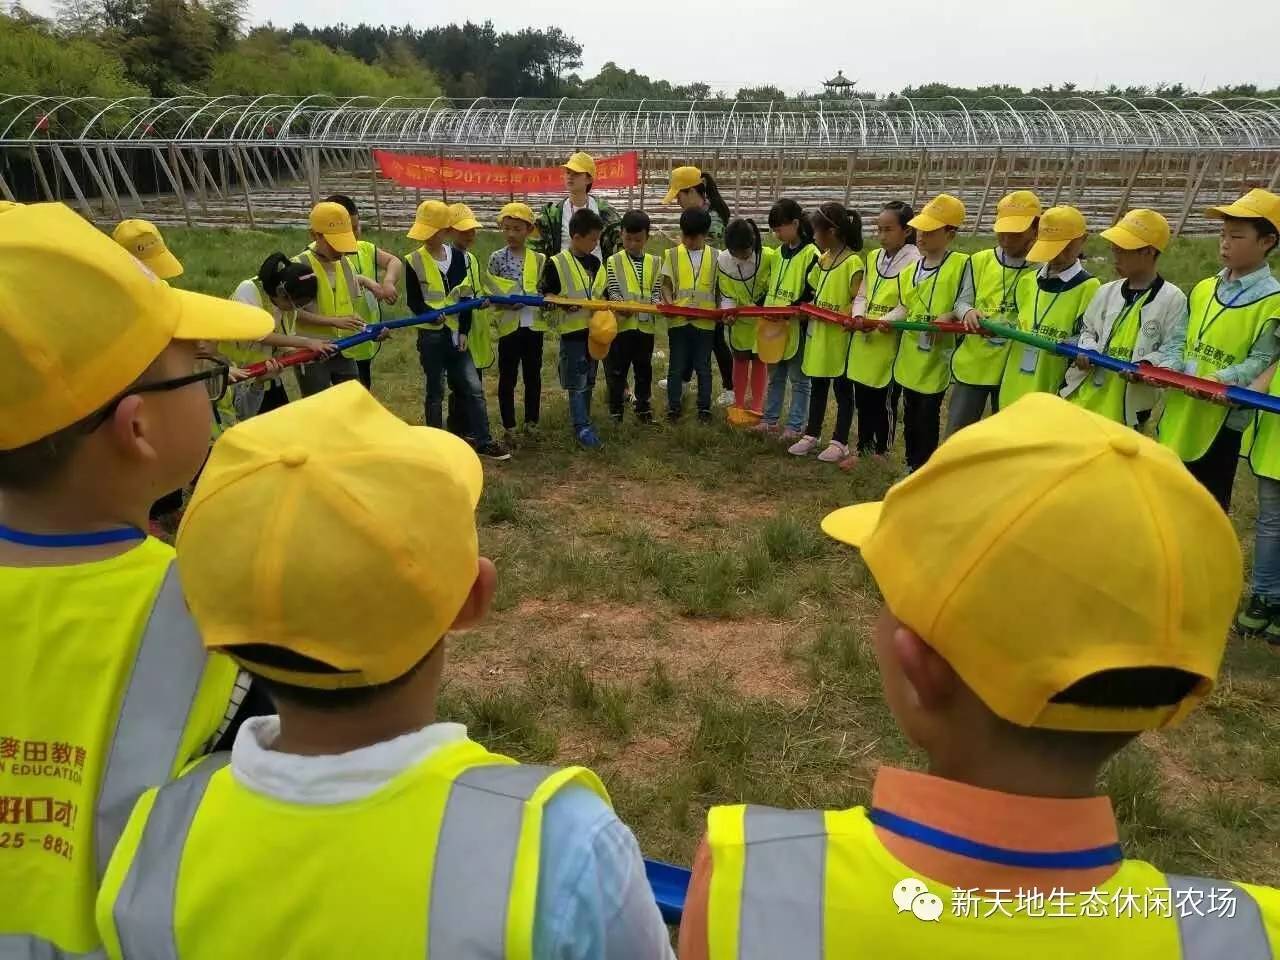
[3,1,1279,106]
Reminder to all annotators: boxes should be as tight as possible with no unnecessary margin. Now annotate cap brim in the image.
[820,502,883,548]
[1100,225,1151,251]
[1205,202,1255,221]
[907,213,945,232]
[1026,238,1070,263]
[324,230,358,254]
[993,215,1035,234]
[144,248,184,280]
[563,163,593,175]
[171,287,274,343]
[662,187,680,205]
[451,218,481,231]
[407,223,441,241]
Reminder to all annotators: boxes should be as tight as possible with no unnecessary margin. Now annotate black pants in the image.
[356,358,373,390]
[496,327,544,430]
[446,369,483,439]
[853,382,896,455]
[259,380,290,415]
[605,330,654,418]
[1187,426,1243,513]
[805,376,854,444]
[902,387,945,471]
[684,324,734,392]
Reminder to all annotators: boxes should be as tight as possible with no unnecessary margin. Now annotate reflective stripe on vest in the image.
[406,249,451,329]
[848,248,906,388]
[297,251,358,339]
[952,249,1036,387]
[739,807,825,960]
[552,251,594,334]
[608,251,659,334]
[893,252,969,395]
[457,251,494,369]
[95,563,210,881]
[109,756,598,959]
[0,934,101,959]
[489,250,546,336]
[667,246,719,330]
[342,241,379,360]
[1168,875,1273,959]
[802,252,861,379]
[999,274,1099,411]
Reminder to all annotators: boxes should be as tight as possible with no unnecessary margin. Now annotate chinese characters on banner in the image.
[373,151,639,194]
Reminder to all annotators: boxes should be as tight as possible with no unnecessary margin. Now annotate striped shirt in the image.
[606,252,662,305]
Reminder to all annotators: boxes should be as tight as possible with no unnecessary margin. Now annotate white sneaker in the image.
[817,441,850,463]
[658,378,668,390]
[716,389,735,407]
[788,435,821,456]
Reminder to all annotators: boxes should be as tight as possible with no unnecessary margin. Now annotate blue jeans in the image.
[418,328,491,448]
[668,325,713,415]
[558,336,598,431]
[1254,477,1280,603]
[763,334,811,431]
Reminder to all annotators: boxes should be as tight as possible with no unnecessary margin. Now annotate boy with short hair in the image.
[605,210,662,423]
[1160,188,1280,512]
[404,200,509,461]
[661,207,721,423]
[293,201,374,396]
[541,207,608,449]
[321,194,402,391]
[488,202,548,440]
[1063,208,1188,428]
[0,203,271,958]
[96,383,674,959]
[443,203,500,448]
[999,205,1101,411]
[679,395,1279,958]
[950,190,1041,434]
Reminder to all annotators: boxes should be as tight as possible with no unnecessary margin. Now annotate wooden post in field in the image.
[1114,149,1147,222]
[910,149,927,208]
[369,149,383,233]
[1268,152,1280,191]
[51,145,93,220]
[972,149,1001,236]
[843,151,855,206]
[28,146,55,201]
[1175,152,1212,237]
[1052,151,1075,206]
[232,147,256,230]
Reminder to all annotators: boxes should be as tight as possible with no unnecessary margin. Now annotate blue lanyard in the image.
[913,252,952,319]
[0,524,145,548]
[869,808,1124,870]
[1103,288,1154,354]
[1197,280,1250,343]
[812,247,851,307]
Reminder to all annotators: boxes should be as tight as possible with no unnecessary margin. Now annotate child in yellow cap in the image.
[1160,188,1280,513]
[112,219,185,280]
[533,151,622,259]
[949,190,1042,435]
[319,194,403,392]
[488,202,548,439]
[679,395,1278,958]
[0,203,271,958]
[880,193,971,473]
[605,209,664,423]
[1063,209,1188,428]
[404,200,510,461]
[998,205,1100,411]
[96,383,672,959]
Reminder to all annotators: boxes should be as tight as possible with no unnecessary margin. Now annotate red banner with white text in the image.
[372,150,638,194]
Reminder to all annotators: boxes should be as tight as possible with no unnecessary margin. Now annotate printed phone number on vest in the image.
[0,795,80,863]
[947,886,1239,921]
[0,736,87,783]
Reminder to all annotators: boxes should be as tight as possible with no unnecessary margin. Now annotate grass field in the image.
[164,222,1280,886]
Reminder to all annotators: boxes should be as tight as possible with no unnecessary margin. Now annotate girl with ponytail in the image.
[718,218,778,421]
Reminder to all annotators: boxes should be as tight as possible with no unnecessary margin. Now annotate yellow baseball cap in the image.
[177,382,484,690]
[1102,208,1171,252]
[1206,188,1280,233]
[563,152,597,178]
[992,190,1042,234]
[407,199,452,242]
[0,203,272,451]
[822,394,1239,733]
[112,218,183,279]
[908,194,965,232]
[1027,206,1088,263]
[498,201,540,237]
[663,166,703,204]
[588,309,618,361]
[308,201,358,254]
[448,202,481,232]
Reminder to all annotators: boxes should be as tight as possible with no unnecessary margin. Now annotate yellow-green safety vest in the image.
[999,273,1100,411]
[665,244,720,331]
[1160,278,1280,462]
[341,240,379,362]
[405,247,453,332]
[0,539,238,958]
[952,248,1038,387]
[97,742,611,960]
[1069,288,1153,425]
[451,248,495,370]
[847,248,908,388]
[893,252,970,394]
[763,243,820,362]
[215,279,296,427]
[487,248,548,337]
[607,250,662,335]
[1244,369,1280,480]
[296,249,359,341]
[718,247,780,353]
[803,251,863,378]
[705,803,1280,960]
[550,250,606,334]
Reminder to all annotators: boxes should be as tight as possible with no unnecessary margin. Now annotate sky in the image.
[21,0,1280,96]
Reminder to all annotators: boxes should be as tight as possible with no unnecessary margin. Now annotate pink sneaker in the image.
[817,441,850,463]
[787,435,821,456]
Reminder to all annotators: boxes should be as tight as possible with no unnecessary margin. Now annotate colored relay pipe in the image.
[241,295,1280,417]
